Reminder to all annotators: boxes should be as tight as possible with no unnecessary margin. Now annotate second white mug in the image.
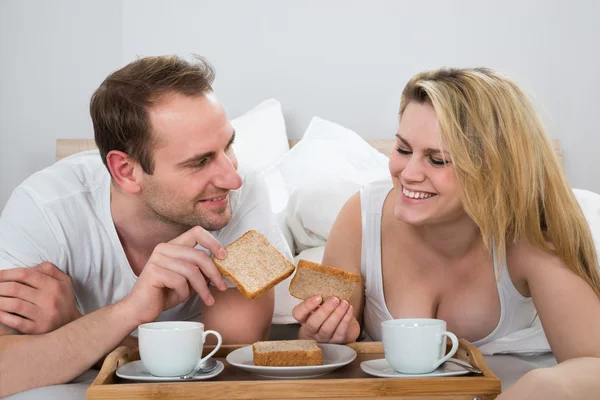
[381,318,458,374]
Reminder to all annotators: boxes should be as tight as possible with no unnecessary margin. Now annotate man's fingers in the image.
[0,310,35,334]
[169,226,226,260]
[0,282,38,304]
[0,297,39,321]
[154,243,227,291]
[35,262,69,282]
[147,264,193,306]
[0,268,50,289]
[149,255,215,306]
[292,295,323,325]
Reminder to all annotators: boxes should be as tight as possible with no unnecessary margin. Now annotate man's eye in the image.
[194,158,209,168]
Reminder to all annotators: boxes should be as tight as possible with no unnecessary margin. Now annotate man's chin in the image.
[199,208,232,231]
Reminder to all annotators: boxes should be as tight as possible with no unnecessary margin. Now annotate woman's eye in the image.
[429,157,447,166]
[396,147,411,155]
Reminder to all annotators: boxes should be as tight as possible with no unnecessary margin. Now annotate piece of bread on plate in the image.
[288,260,360,302]
[212,230,295,300]
[253,340,323,366]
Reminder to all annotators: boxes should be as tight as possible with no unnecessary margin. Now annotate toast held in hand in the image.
[289,260,360,302]
[212,230,295,300]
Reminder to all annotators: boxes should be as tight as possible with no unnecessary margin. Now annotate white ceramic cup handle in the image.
[436,331,459,368]
[196,330,222,367]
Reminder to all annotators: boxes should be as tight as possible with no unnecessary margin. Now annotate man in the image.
[0,55,291,397]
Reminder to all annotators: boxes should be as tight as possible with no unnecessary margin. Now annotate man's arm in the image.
[202,286,274,344]
[0,224,230,397]
[0,300,139,397]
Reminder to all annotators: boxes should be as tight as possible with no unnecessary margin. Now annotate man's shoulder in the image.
[15,150,108,206]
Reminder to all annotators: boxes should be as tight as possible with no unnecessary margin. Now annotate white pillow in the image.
[267,116,390,193]
[286,180,362,253]
[294,246,326,265]
[261,166,294,255]
[573,188,600,262]
[231,99,289,172]
[230,98,295,254]
[264,116,389,253]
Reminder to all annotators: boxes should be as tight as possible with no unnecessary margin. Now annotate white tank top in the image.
[360,179,537,346]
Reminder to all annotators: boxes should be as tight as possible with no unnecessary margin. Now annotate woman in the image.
[293,67,600,398]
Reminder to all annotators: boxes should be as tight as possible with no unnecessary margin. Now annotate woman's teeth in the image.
[402,187,434,199]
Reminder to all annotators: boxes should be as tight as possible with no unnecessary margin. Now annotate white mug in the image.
[138,321,222,377]
[381,318,459,374]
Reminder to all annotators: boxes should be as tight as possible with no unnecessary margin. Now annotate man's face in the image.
[141,92,242,231]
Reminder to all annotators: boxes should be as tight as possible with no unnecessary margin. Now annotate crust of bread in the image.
[252,341,323,366]
[212,230,295,300]
[296,260,361,283]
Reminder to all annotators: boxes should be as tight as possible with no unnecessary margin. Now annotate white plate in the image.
[116,360,224,382]
[360,358,471,378]
[226,343,357,379]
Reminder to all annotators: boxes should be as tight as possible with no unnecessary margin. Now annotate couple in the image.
[0,55,599,399]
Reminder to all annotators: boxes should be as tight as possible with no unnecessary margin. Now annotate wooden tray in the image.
[87,339,501,399]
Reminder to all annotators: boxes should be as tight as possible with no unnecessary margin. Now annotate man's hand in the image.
[122,226,230,325]
[0,262,82,334]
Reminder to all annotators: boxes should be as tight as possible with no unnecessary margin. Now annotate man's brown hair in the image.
[90,55,215,174]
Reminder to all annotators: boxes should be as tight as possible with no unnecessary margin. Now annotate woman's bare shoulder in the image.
[509,239,561,266]
[508,239,566,294]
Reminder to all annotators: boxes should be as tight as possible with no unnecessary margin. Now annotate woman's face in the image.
[389,102,464,226]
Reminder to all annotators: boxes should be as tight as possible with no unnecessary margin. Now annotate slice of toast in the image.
[253,340,323,366]
[212,230,295,300]
[288,260,360,302]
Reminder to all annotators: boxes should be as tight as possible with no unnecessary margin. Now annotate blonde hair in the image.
[399,67,600,297]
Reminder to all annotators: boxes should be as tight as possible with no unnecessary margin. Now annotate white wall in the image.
[1,0,599,210]
[0,0,123,208]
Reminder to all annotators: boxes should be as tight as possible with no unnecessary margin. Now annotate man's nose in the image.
[212,152,242,190]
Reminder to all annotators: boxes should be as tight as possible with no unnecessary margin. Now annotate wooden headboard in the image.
[56,138,563,163]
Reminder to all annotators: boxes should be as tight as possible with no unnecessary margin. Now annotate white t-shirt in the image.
[0,150,292,324]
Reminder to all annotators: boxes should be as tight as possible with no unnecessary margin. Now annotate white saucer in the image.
[360,358,471,378]
[116,360,224,382]
[226,343,356,379]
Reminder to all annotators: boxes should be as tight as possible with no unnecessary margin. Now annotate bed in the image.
[28,98,586,400]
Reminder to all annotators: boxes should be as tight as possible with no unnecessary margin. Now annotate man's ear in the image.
[105,150,143,194]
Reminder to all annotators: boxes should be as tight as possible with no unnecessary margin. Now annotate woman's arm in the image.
[515,242,600,361]
[321,192,365,321]
[498,357,600,400]
[499,242,600,399]
[293,192,365,343]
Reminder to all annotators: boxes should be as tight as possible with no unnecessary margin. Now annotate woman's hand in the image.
[293,295,361,343]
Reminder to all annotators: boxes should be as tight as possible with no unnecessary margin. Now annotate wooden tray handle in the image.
[91,346,139,387]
